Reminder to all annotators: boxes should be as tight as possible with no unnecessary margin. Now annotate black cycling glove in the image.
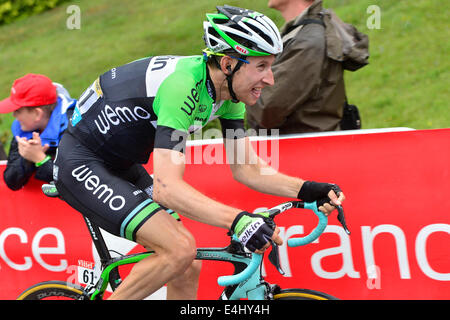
[231,211,274,252]
[297,181,342,207]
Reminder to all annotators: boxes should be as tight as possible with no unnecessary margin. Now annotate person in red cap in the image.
[0,73,76,190]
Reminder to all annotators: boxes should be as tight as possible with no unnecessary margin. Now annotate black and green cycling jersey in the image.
[68,55,245,168]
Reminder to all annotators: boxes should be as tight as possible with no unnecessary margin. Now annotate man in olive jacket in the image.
[246,0,346,134]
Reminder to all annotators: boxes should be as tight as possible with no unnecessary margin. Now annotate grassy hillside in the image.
[0,0,448,151]
[331,0,449,129]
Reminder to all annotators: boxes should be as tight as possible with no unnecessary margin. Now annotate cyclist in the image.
[53,5,345,300]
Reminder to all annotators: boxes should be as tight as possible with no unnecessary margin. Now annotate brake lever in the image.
[336,205,351,235]
[268,240,285,275]
[263,214,285,275]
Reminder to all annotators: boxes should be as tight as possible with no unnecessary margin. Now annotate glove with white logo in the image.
[297,181,342,207]
[231,211,275,252]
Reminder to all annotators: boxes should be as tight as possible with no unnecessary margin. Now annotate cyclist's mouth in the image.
[251,87,262,99]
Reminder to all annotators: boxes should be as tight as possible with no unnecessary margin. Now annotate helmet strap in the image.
[225,59,244,103]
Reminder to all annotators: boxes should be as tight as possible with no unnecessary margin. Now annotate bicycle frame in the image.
[85,237,266,300]
[196,246,266,300]
[68,199,349,300]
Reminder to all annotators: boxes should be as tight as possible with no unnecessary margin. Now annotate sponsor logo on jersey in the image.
[181,79,203,116]
[71,164,126,211]
[194,116,206,123]
[94,105,152,134]
[71,106,82,126]
[93,78,103,97]
[111,68,117,80]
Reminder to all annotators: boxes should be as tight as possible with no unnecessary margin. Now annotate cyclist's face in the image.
[233,55,276,106]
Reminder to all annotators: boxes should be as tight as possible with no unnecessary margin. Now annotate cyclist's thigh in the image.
[115,163,154,196]
[134,208,195,253]
[116,165,194,250]
[54,133,165,241]
[106,164,193,251]
[116,164,181,221]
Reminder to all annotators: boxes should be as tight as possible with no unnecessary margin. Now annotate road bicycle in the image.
[17,183,350,300]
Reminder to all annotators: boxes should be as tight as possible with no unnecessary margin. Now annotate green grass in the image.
[0,0,448,152]
[331,0,449,129]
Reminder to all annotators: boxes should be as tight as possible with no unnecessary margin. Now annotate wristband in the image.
[35,155,51,167]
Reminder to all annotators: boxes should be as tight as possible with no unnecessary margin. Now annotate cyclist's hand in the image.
[297,181,346,216]
[231,211,282,253]
[256,226,282,254]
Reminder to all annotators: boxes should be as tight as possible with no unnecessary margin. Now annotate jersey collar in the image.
[205,65,216,102]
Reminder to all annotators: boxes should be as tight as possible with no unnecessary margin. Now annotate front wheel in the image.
[17,281,86,300]
[273,288,338,300]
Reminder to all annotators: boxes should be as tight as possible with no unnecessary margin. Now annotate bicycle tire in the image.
[17,281,86,300]
[273,288,338,300]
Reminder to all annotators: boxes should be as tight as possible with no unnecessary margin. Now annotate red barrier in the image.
[1,128,449,299]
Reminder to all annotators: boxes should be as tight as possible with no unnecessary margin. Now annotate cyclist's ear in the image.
[219,55,234,74]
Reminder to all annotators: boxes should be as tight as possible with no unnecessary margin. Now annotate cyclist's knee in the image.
[190,259,202,275]
[135,213,196,272]
[168,260,202,290]
[150,228,196,274]
[169,232,197,270]
[180,259,202,281]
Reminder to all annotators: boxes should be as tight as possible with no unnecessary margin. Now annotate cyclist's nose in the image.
[262,69,275,86]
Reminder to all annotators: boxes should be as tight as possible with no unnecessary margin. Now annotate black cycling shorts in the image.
[53,133,180,242]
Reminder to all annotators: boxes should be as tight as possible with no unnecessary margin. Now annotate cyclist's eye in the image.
[257,64,266,71]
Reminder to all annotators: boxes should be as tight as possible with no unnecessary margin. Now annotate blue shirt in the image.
[11,95,76,147]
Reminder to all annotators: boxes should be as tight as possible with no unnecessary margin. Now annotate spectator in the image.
[0,73,76,190]
[246,0,367,133]
[0,141,6,160]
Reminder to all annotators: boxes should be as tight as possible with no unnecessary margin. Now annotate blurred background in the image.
[0,0,448,152]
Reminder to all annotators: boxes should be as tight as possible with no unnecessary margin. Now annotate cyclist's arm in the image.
[226,136,304,198]
[226,137,344,213]
[152,147,240,230]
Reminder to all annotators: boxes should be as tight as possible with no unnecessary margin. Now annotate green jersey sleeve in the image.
[153,70,200,152]
[153,71,199,132]
[216,101,246,139]
[216,100,245,120]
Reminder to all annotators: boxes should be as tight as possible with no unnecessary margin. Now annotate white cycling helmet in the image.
[203,5,283,57]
